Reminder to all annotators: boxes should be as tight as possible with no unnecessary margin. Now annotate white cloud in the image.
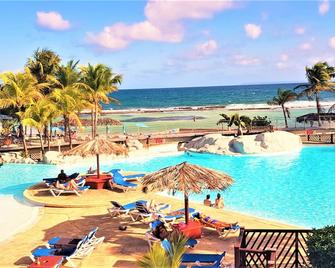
[193,39,219,57]
[329,36,335,49]
[36,11,70,31]
[276,62,288,70]
[244,24,262,39]
[280,53,289,62]
[234,54,261,65]
[294,27,306,35]
[87,0,235,50]
[319,0,330,15]
[299,42,312,50]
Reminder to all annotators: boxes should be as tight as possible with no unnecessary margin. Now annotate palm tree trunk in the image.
[238,125,243,136]
[48,121,52,151]
[91,109,94,138]
[63,115,68,138]
[44,124,48,144]
[19,123,29,157]
[315,93,322,126]
[94,100,98,137]
[38,130,45,157]
[282,105,288,128]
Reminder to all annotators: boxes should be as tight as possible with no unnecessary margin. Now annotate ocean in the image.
[105,83,335,110]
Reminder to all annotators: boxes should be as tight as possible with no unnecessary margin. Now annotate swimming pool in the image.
[1,146,334,228]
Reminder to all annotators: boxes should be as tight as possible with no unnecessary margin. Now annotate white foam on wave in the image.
[0,195,41,244]
[225,100,335,110]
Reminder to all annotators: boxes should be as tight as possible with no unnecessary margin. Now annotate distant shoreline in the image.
[82,100,335,115]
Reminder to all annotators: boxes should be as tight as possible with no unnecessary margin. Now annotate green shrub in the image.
[251,116,271,126]
[307,225,335,268]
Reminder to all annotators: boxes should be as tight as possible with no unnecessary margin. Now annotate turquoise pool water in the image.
[1,146,334,228]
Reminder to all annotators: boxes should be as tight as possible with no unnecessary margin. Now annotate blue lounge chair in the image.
[47,227,101,249]
[108,172,138,192]
[107,200,147,217]
[109,169,145,181]
[146,220,198,248]
[161,239,225,268]
[49,185,90,197]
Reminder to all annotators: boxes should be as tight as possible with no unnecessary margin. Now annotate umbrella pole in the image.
[184,193,189,224]
[96,154,100,179]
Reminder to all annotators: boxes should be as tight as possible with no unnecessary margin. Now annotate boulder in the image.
[43,151,63,164]
[126,139,143,151]
[185,131,302,155]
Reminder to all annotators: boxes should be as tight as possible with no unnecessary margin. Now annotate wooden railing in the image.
[306,133,335,144]
[235,229,312,268]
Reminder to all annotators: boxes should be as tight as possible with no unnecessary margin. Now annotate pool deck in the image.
[0,182,301,267]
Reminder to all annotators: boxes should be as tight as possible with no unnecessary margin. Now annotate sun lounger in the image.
[109,169,145,181]
[194,213,240,237]
[180,252,225,268]
[107,200,146,217]
[146,219,198,248]
[47,227,104,249]
[108,172,138,192]
[49,185,90,197]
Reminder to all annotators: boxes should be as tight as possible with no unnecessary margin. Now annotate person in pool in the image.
[203,194,212,207]
[214,193,224,209]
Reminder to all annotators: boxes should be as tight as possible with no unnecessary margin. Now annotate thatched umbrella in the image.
[63,136,128,179]
[141,162,234,224]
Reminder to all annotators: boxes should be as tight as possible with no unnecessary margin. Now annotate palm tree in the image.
[138,235,187,268]
[0,69,44,156]
[295,62,335,125]
[52,60,89,148]
[80,64,122,137]
[217,113,231,131]
[268,89,297,128]
[229,113,251,136]
[26,48,61,86]
[20,98,55,156]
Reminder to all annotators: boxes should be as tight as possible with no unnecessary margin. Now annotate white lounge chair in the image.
[49,185,90,197]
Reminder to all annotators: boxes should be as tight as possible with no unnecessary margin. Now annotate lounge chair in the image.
[109,169,145,181]
[145,220,198,248]
[31,238,99,268]
[108,172,138,192]
[162,239,225,268]
[49,185,90,197]
[180,252,226,268]
[193,213,240,237]
[47,227,104,249]
[107,200,146,217]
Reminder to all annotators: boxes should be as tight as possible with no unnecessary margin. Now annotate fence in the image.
[305,133,335,144]
[234,229,312,268]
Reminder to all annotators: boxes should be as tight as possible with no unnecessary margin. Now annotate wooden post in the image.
[295,232,299,268]
[265,248,277,268]
[96,154,100,179]
[234,246,241,268]
[331,134,334,144]
[184,193,189,224]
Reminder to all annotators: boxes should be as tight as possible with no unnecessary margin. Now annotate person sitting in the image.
[203,194,212,207]
[87,166,96,174]
[57,170,68,183]
[55,179,78,190]
[142,187,166,212]
[214,193,224,209]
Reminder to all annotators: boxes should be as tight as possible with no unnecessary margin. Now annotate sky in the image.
[0,0,335,89]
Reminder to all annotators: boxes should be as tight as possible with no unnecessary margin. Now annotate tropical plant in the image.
[307,225,335,268]
[138,234,187,268]
[295,62,335,125]
[0,68,45,156]
[20,98,55,156]
[268,89,297,128]
[217,113,251,135]
[251,116,271,127]
[80,63,122,137]
[51,60,90,148]
[26,48,61,87]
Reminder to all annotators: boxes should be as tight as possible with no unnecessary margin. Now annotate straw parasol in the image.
[54,118,122,127]
[141,162,234,224]
[63,136,128,179]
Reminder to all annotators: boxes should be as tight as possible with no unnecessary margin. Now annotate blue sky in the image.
[0,0,334,89]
